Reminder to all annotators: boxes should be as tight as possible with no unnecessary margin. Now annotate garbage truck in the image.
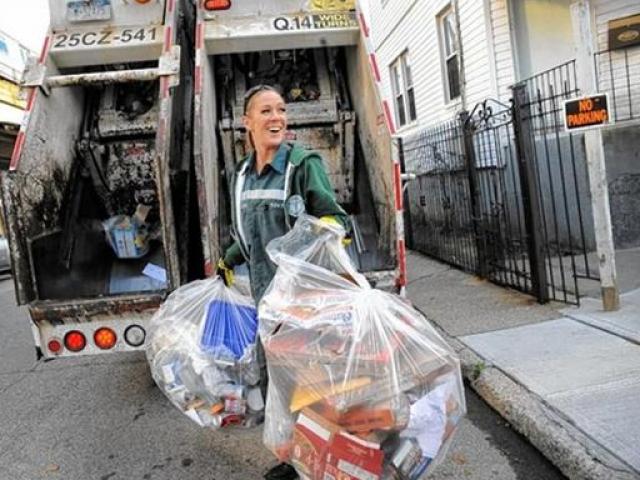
[1,0,199,358]
[193,0,402,291]
[2,0,405,360]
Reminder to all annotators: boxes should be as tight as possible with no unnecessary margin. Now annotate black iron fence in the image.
[595,44,640,123]
[401,119,476,272]
[402,65,599,305]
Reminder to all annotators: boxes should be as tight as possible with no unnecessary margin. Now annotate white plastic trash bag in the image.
[259,215,465,479]
[146,277,264,429]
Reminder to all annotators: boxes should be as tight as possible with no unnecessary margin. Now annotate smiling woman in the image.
[219,84,350,303]
[217,83,351,480]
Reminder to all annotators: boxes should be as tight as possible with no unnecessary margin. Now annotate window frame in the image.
[437,5,462,103]
[389,50,417,128]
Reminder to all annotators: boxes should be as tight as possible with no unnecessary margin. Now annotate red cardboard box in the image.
[291,409,339,479]
[324,431,384,480]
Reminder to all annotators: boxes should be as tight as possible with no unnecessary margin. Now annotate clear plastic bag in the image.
[146,277,264,429]
[260,215,465,479]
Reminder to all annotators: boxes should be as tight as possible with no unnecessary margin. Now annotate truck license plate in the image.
[67,0,112,23]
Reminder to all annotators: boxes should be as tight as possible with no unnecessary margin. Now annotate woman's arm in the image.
[222,241,245,268]
[296,155,351,233]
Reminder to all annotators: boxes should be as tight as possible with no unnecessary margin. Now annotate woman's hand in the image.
[216,258,235,287]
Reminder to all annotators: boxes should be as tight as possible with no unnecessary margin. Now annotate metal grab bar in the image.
[23,46,180,92]
[47,68,163,87]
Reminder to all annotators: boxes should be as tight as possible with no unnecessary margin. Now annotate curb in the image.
[424,315,639,480]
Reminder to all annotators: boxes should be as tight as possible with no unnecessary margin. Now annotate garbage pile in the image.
[259,215,465,479]
[103,204,152,259]
[146,278,264,429]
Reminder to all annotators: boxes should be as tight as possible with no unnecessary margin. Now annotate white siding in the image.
[372,0,453,134]
[592,0,640,51]
[458,0,493,107]
[369,0,502,136]
[490,0,516,99]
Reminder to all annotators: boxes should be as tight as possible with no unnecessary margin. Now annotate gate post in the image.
[459,111,487,277]
[512,84,549,303]
[397,136,414,250]
[571,0,619,311]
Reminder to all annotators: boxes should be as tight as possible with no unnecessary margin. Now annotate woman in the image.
[216,84,349,480]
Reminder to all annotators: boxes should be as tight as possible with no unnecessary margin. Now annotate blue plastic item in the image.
[200,299,258,360]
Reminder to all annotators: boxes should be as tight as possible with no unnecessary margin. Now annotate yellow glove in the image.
[319,216,352,247]
[216,258,235,287]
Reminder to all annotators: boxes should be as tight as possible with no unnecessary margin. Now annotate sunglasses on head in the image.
[243,84,281,114]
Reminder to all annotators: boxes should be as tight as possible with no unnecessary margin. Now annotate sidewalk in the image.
[404,251,640,480]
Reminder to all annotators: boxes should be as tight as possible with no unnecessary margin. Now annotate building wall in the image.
[0,31,31,84]
[371,0,640,254]
[591,0,640,248]
[489,0,517,100]
[592,0,640,50]
[370,0,452,134]
[369,0,518,137]
[458,0,493,107]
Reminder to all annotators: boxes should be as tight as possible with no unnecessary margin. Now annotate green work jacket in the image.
[223,142,349,302]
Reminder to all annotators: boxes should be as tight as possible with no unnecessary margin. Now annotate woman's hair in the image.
[243,84,282,114]
[243,84,284,151]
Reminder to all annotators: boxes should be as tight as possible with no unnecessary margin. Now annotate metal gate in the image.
[402,67,598,304]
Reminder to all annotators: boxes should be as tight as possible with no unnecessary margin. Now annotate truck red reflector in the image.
[204,0,231,10]
[48,339,62,354]
[124,325,146,347]
[94,328,117,350]
[64,331,86,352]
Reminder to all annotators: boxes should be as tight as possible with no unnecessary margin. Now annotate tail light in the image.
[64,331,87,352]
[204,0,231,11]
[124,325,146,347]
[134,0,153,3]
[47,338,63,354]
[94,328,117,350]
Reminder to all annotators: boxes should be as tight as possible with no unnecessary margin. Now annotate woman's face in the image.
[243,90,288,152]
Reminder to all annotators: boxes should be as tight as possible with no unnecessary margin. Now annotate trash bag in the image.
[146,277,264,429]
[260,215,465,479]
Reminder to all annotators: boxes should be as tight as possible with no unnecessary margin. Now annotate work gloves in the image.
[216,258,235,287]
[319,216,352,247]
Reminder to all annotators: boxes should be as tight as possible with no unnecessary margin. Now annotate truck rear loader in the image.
[2,0,198,358]
[2,0,405,360]
[194,0,403,292]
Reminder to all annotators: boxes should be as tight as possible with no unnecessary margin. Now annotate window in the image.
[389,51,417,128]
[438,6,461,102]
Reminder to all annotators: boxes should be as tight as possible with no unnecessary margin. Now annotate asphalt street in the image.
[0,276,566,480]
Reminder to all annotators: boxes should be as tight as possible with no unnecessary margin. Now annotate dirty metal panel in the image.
[231,101,339,129]
[192,48,220,272]
[30,294,163,324]
[291,125,355,205]
[344,43,395,258]
[5,65,85,304]
[49,25,165,68]
[203,0,355,18]
[105,141,158,216]
[49,1,165,32]
[98,103,158,138]
[204,15,358,55]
